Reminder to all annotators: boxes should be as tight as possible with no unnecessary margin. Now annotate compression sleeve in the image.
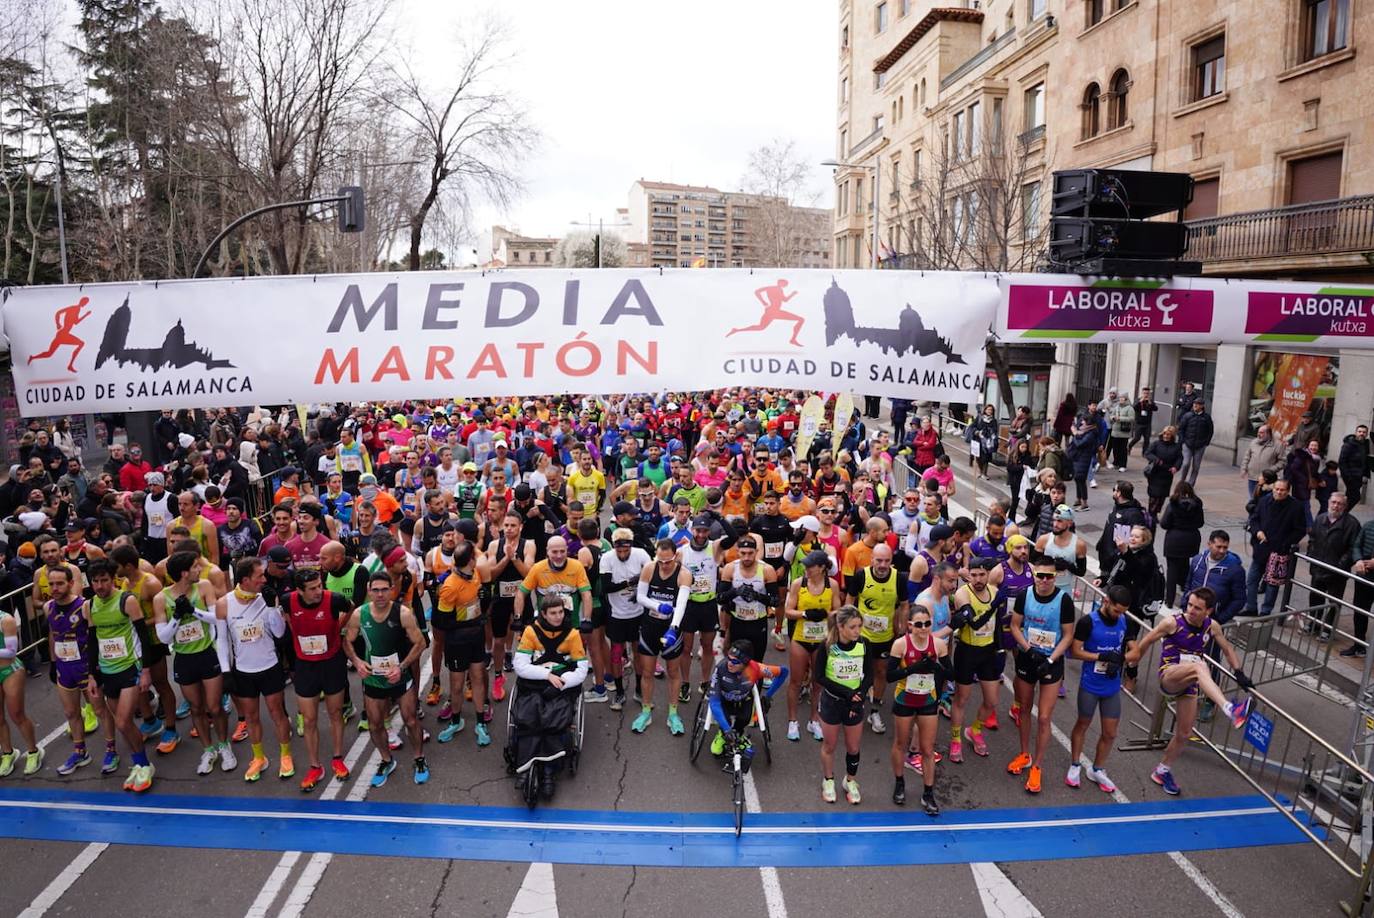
[133,617,155,668]
[763,665,789,698]
[265,604,286,640]
[0,634,17,660]
[709,692,730,729]
[155,619,178,644]
[670,583,688,629]
[636,579,659,614]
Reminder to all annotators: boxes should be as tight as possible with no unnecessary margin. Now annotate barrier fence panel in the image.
[1063,574,1374,910]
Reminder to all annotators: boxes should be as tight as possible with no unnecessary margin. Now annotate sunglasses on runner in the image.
[1033,572,1057,580]
[910,621,932,629]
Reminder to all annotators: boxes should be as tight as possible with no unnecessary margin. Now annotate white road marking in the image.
[244,705,376,918]
[273,658,433,918]
[971,861,1043,918]
[506,862,559,918]
[18,842,109,918]
[743,768,788,918]
[1047,721,1244,917]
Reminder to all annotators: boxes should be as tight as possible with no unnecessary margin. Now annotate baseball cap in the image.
[691,514,714,530]
[791,514,821,533]
[513,484,532,501]
[454,518,479,541]
[267,545,291,564]
[461,461,478,472]
[928,523,954,543]
[612,500,636,517]
[1054,504,1075,521]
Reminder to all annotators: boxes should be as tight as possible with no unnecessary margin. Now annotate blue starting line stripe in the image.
[0,790,1315,868]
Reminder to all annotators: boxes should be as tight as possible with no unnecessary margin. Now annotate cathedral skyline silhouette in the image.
[94,297,235,371]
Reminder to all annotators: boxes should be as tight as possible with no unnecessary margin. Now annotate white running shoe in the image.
[219,743,238,772]
[868,711,886,734]
[786,721,800,741]
[808,720,824,741]
[196,746,219,776]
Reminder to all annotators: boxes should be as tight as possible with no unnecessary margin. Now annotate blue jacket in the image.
[1182,549,1247,623]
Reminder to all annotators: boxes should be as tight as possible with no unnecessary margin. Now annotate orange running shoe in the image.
[244,755,269,782]
[232,720,249,743]
[331,756,350,780]
[300,764,325,792]
[425,682,442,706]
[983,710,999,731]
[1025,765,1042,794]
[1006,752,1032,776]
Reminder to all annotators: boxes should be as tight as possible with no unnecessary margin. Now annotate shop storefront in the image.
[1247,349,1339,449]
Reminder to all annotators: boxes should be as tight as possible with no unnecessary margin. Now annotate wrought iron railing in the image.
[1185,194,1374,262]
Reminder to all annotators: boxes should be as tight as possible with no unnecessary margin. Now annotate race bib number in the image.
[974,615,996,638]
[1028,627,1056,651]
[577,488,597,506]
[862,613,889,635]
[98,635,128,662]
[692,575,712,595]
[459,602,480,622]
[236,622,264,643]
[764,542,783,560]
[370,652,400,673]
[1178,653,1202,666]
[174,621,206,646]
[54,640,81,662]
[801,620,827,642]
[499,581,518,599]
[298,634,329,656]
[830,656,862,682]
[149,512,166,527]
[905,672,935,695]
[341,455,362,472]
[1093,660,1114,674]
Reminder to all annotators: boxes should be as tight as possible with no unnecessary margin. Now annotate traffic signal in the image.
[337,186,366,234]
[1048,169,1199,275]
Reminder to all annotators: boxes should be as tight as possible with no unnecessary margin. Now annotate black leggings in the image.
[1074,475,1089,504]
[1165,556,1190,607]
[1007,468,1025,517]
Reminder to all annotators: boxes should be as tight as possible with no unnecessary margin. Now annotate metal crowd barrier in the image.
[1062,574,1374,909]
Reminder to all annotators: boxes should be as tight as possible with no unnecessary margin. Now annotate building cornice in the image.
[873,7,983,74]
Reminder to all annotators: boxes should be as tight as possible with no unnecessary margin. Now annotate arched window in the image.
[1082,83,1101,138]
[920,79,927,107]
[1108,68,1130,129]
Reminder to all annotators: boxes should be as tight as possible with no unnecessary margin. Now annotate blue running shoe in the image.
[413,758,430,785]
[57,749,91,776]
[1230,696,1251,730]
[175,698,192,720]
[438,718,465,743]
[1152,768,1181,796]
[101,750,120,775]
[370,758,397,788]
[138,719,160,739]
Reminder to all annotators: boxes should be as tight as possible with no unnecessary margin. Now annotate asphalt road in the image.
[0,421,1361,918]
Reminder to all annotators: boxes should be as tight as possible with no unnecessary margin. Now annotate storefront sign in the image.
[1004,281,1214,336]
[1260,354,1332,443]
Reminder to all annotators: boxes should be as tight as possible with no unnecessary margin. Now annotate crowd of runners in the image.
[0,390,1258,811]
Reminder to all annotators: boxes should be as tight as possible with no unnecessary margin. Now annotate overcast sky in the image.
[410,0,836,248]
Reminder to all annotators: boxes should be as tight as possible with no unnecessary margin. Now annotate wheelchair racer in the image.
[708,638,789,765]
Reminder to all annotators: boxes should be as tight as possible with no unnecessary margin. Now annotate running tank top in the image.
[359,601,410,689]
[493,538,527,604]
[46,597,88,664]
[164,583,214,656]
[223,590,279,674]
[957,586,997,647]
[909,550,938,595]
[1160,612,1211,672]
[1021,589,1065,656]
[793,581,833,644]
[145,492,172,539]
[915,588,950,633]
[998,560,1034,650]
[636,500,664,537]
[1043,536,1078,590]
[1080,609,1128,697]
[287,590,343,661]
[892,636,939,708]
[729,564,769,622]
[645,563,682,619]
[856,569,899,643]
[90,590,139,674]
[681,543,718,602]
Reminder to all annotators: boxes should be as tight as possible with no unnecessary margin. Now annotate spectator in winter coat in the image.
[117,444,153,492]
[1285,439,1321,528]
[1052,394,1077,444]
[1108,394,1135,470]
[1183,531,1247,623]
[1339,425,1371,505]
[1308,493,1361,639]
[1066,422,1098,510]
[1097,480,1150,573]
[1176,399,1214,487]
[1246,479,1307,616]
[1143,426,1182,517]
[1160,482,1205,607]
[1345,515,1374,657]
[1241,425,1284,498]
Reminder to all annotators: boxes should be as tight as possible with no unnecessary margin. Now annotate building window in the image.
[1108,69,1130,128]
[968,100,982,155]
[840,128,847,158]
[1287,149,1343,204]
[876,1,889,33]
[1082,83,1101,138]
[1305,0,1350,59]
[1087,0,1105,26]
[1029,0,1046,20]
[911,147,921,183]
[952,110,966,161]
[899,0,910,15]
[1184,176,1219,220]
[544,251,551,263]
[842,24,850,49]
[991,97,1004,150]
[1024,82,1045,130]
[873,113,885,133]
[1192,35,1225,100]
[919,79,927,107]
[511,251,520,262]
[840,76,849,106]
[1021,181,1043,240]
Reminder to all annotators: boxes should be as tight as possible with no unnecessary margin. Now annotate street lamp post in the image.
[569,217,632,268]
[822,157,881,269]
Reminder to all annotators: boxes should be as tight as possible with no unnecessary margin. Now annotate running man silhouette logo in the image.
[726,279,805,347]
[27,297,91,374]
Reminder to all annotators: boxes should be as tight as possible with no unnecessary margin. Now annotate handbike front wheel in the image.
[733,765,745,838]
[689,695,709,763]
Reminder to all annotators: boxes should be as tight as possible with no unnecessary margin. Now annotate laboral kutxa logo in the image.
[1005,281,1214,337]
[1246,287,1374,340]
[22,293,251,408]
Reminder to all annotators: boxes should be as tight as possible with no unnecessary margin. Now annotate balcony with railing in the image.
[1185,195,1374,268]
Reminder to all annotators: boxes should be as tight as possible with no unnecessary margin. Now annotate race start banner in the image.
[7,268,1374,417]
[1,269,996,417]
